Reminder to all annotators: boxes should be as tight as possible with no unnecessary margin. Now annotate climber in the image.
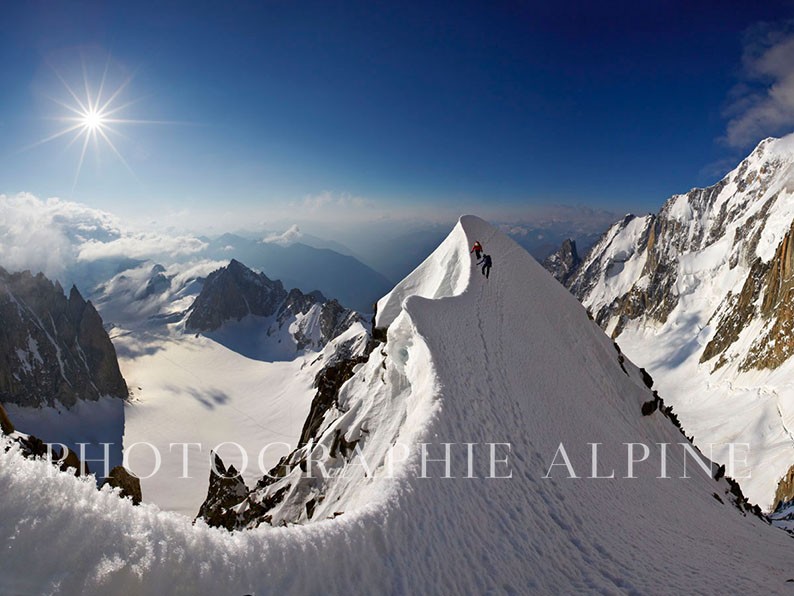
[478,254,492,279]
[471,241,483,260]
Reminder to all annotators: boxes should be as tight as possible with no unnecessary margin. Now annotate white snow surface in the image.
[375,220,469,328]
[117,327,319,516]
[2,216,794,594]
[580,214,653,315]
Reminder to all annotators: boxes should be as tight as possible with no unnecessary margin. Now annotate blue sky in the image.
[1,0,794,227]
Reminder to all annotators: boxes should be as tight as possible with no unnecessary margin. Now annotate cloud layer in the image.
[0,193,206,286]
[725,23,794,148]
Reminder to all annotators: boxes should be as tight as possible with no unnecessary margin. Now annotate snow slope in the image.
[2,216,794,595]
[117,329,318,516]
[113,311,368,516]
[565,135,794,509]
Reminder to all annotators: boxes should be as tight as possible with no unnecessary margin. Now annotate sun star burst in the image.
[27,56,170,193]
[82,108,106,131]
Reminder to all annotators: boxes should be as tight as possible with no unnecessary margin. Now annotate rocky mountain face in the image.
[704,218,794,371]
[186,259,286,331]
[563,136,794,361]
[185,259,364,352]
[0,267,128,408]
[548,134,794,508]
[191,262,378,528]
[542,238,580,285]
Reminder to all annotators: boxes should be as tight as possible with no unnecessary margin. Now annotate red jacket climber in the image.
[471,241,483,260]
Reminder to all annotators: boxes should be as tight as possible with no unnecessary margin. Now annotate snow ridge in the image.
[2,215,794,594]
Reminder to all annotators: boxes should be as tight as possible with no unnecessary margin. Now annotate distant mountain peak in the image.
[185,260,285,332]
[543,238,580,285]
[185,259,365,353]
[202,233,392,312]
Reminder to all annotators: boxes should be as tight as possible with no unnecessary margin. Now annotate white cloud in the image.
[500,225,529,237]
[77,233,207,261]
[169,260,228,286]
[94,258,227,322]
[262,224,303,246]
[0,193,206,286]
[725,23,794,148]
[0,193,116,280]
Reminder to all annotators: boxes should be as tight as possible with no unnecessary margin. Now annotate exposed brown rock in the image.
[61,448,87,476]
[701,257,770,369]
[741,220,794,370]
[773,464,794,511]
[761,219,794,314]
[102,466,143,505]
[0,402,13,434]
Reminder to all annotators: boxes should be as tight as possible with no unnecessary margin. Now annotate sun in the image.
[26,55,171,192]
[81,108,106,132]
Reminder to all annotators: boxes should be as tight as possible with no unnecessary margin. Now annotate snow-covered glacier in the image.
[2,215,793,595]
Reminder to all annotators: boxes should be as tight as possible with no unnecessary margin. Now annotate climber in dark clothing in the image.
[471,241,483,260]
[478,254,492,279]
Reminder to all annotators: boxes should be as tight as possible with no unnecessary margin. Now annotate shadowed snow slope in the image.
[1,215,793,594]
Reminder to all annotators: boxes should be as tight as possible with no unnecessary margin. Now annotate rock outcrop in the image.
[542,238,581,285]
[699,204,794,370]
[195,452,251,530]
[186,259,287,331]
[700,257,769,370]
[773,464,794,512]
[0,403,14,435]
[741,219,794,369]
[0,267,128,408]
[102,466,143,505]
